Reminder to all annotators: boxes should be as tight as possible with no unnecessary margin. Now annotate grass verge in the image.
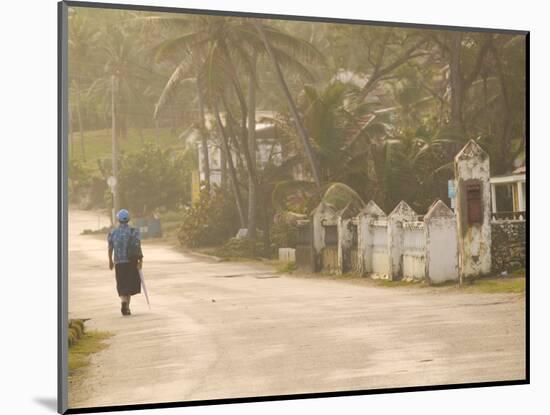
[69,330,113,375]
[285,268,525,294]
[464,277,526,294]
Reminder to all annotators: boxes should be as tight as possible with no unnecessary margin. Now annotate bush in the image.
[68,159,93,203]
[215,237,265,258]
[270,221,298,250]
[118,143,193,217]
[178,188,239,248]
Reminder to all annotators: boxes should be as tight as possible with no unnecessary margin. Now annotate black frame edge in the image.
[62,0,528,36]
[65,379,529,414]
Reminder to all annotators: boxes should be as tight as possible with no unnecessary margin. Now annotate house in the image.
[195,111,283,191]
[490,166,526,221]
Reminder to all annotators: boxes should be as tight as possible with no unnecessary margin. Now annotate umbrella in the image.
[138,269,151,310]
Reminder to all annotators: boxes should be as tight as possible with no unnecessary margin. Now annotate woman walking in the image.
[107,209,144,316]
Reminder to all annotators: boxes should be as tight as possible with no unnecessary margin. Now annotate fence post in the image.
[454,140,492,283]
[387,201,417,281]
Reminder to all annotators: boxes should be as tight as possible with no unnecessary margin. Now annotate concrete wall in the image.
[321,247,339,274]
[402,222,426,281]
[425,200,459,283]
[455,140,492,279]
[491,220,526,272]
[388,201,418,280]
[278,248,296,263]
[356,201,386,276]
[372,221,390,277]
[309,198,465,283]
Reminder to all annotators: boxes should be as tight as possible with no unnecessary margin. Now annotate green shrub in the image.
[178,188,239,248]
[70,319,85,333]
[68,332,77,348]
[70,323,83,338]
[278,261,297,273]
[68,159,93,203]
[117,143,194,217]
[68,327,79,348]
[270,221,298,250]
[215,237,265,258]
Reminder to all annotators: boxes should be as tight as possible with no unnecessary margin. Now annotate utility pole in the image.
[111,74,120,218]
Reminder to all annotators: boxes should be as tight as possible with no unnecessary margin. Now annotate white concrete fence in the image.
[308,199,459,283]
[286,140,509,283]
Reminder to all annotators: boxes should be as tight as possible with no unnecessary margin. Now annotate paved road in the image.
[68,209,525,409]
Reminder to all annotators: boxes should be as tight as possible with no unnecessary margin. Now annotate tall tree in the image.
[68,13,98,160]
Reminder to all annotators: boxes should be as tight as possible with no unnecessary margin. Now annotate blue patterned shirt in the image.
[107,223,143,264]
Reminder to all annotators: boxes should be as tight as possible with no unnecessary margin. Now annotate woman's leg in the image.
[119,295,130,315]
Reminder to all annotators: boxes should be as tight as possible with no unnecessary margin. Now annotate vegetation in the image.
[69,330,113,374]
[68,319,113,375]
[177,189,239,247]
[117,143,194,217]
[464,277,526,294]
[67,7,526,256]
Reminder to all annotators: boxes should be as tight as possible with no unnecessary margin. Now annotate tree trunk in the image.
[138,126,144,146]
[111,75,120,218]
[170,104,177,137]
[449,32,465,135]
[492,46,513,173]
[75,82,86,161]
[247,54,258,239]
[220,139,227,189]
[222,96,257,186]
[196,77,211,192]
[69,106,74,160]
[213,104,247,228]
[154,119,160,146]
[254,21,322,188]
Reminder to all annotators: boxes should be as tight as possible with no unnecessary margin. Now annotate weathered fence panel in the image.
[371,220,390,277]
[388,201,418,280]
[309,199,460,283]
[402,222,426,281]
[424,200,459,283]
[357,201,386,276]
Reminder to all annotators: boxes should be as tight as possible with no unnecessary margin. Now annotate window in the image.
[466,182,482,224]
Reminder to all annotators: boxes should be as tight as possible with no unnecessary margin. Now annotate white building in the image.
[196,112,283,187]
[490,166,526,221]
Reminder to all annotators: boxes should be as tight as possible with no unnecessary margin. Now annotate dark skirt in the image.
[115,261,141,296]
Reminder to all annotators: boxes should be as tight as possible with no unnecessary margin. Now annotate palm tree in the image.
[87,26,153,214]
[149,14,324,238]
[254,20,321,188]
[68,13,99,161]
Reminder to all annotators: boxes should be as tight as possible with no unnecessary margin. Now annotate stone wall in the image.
[491,221,526,272]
